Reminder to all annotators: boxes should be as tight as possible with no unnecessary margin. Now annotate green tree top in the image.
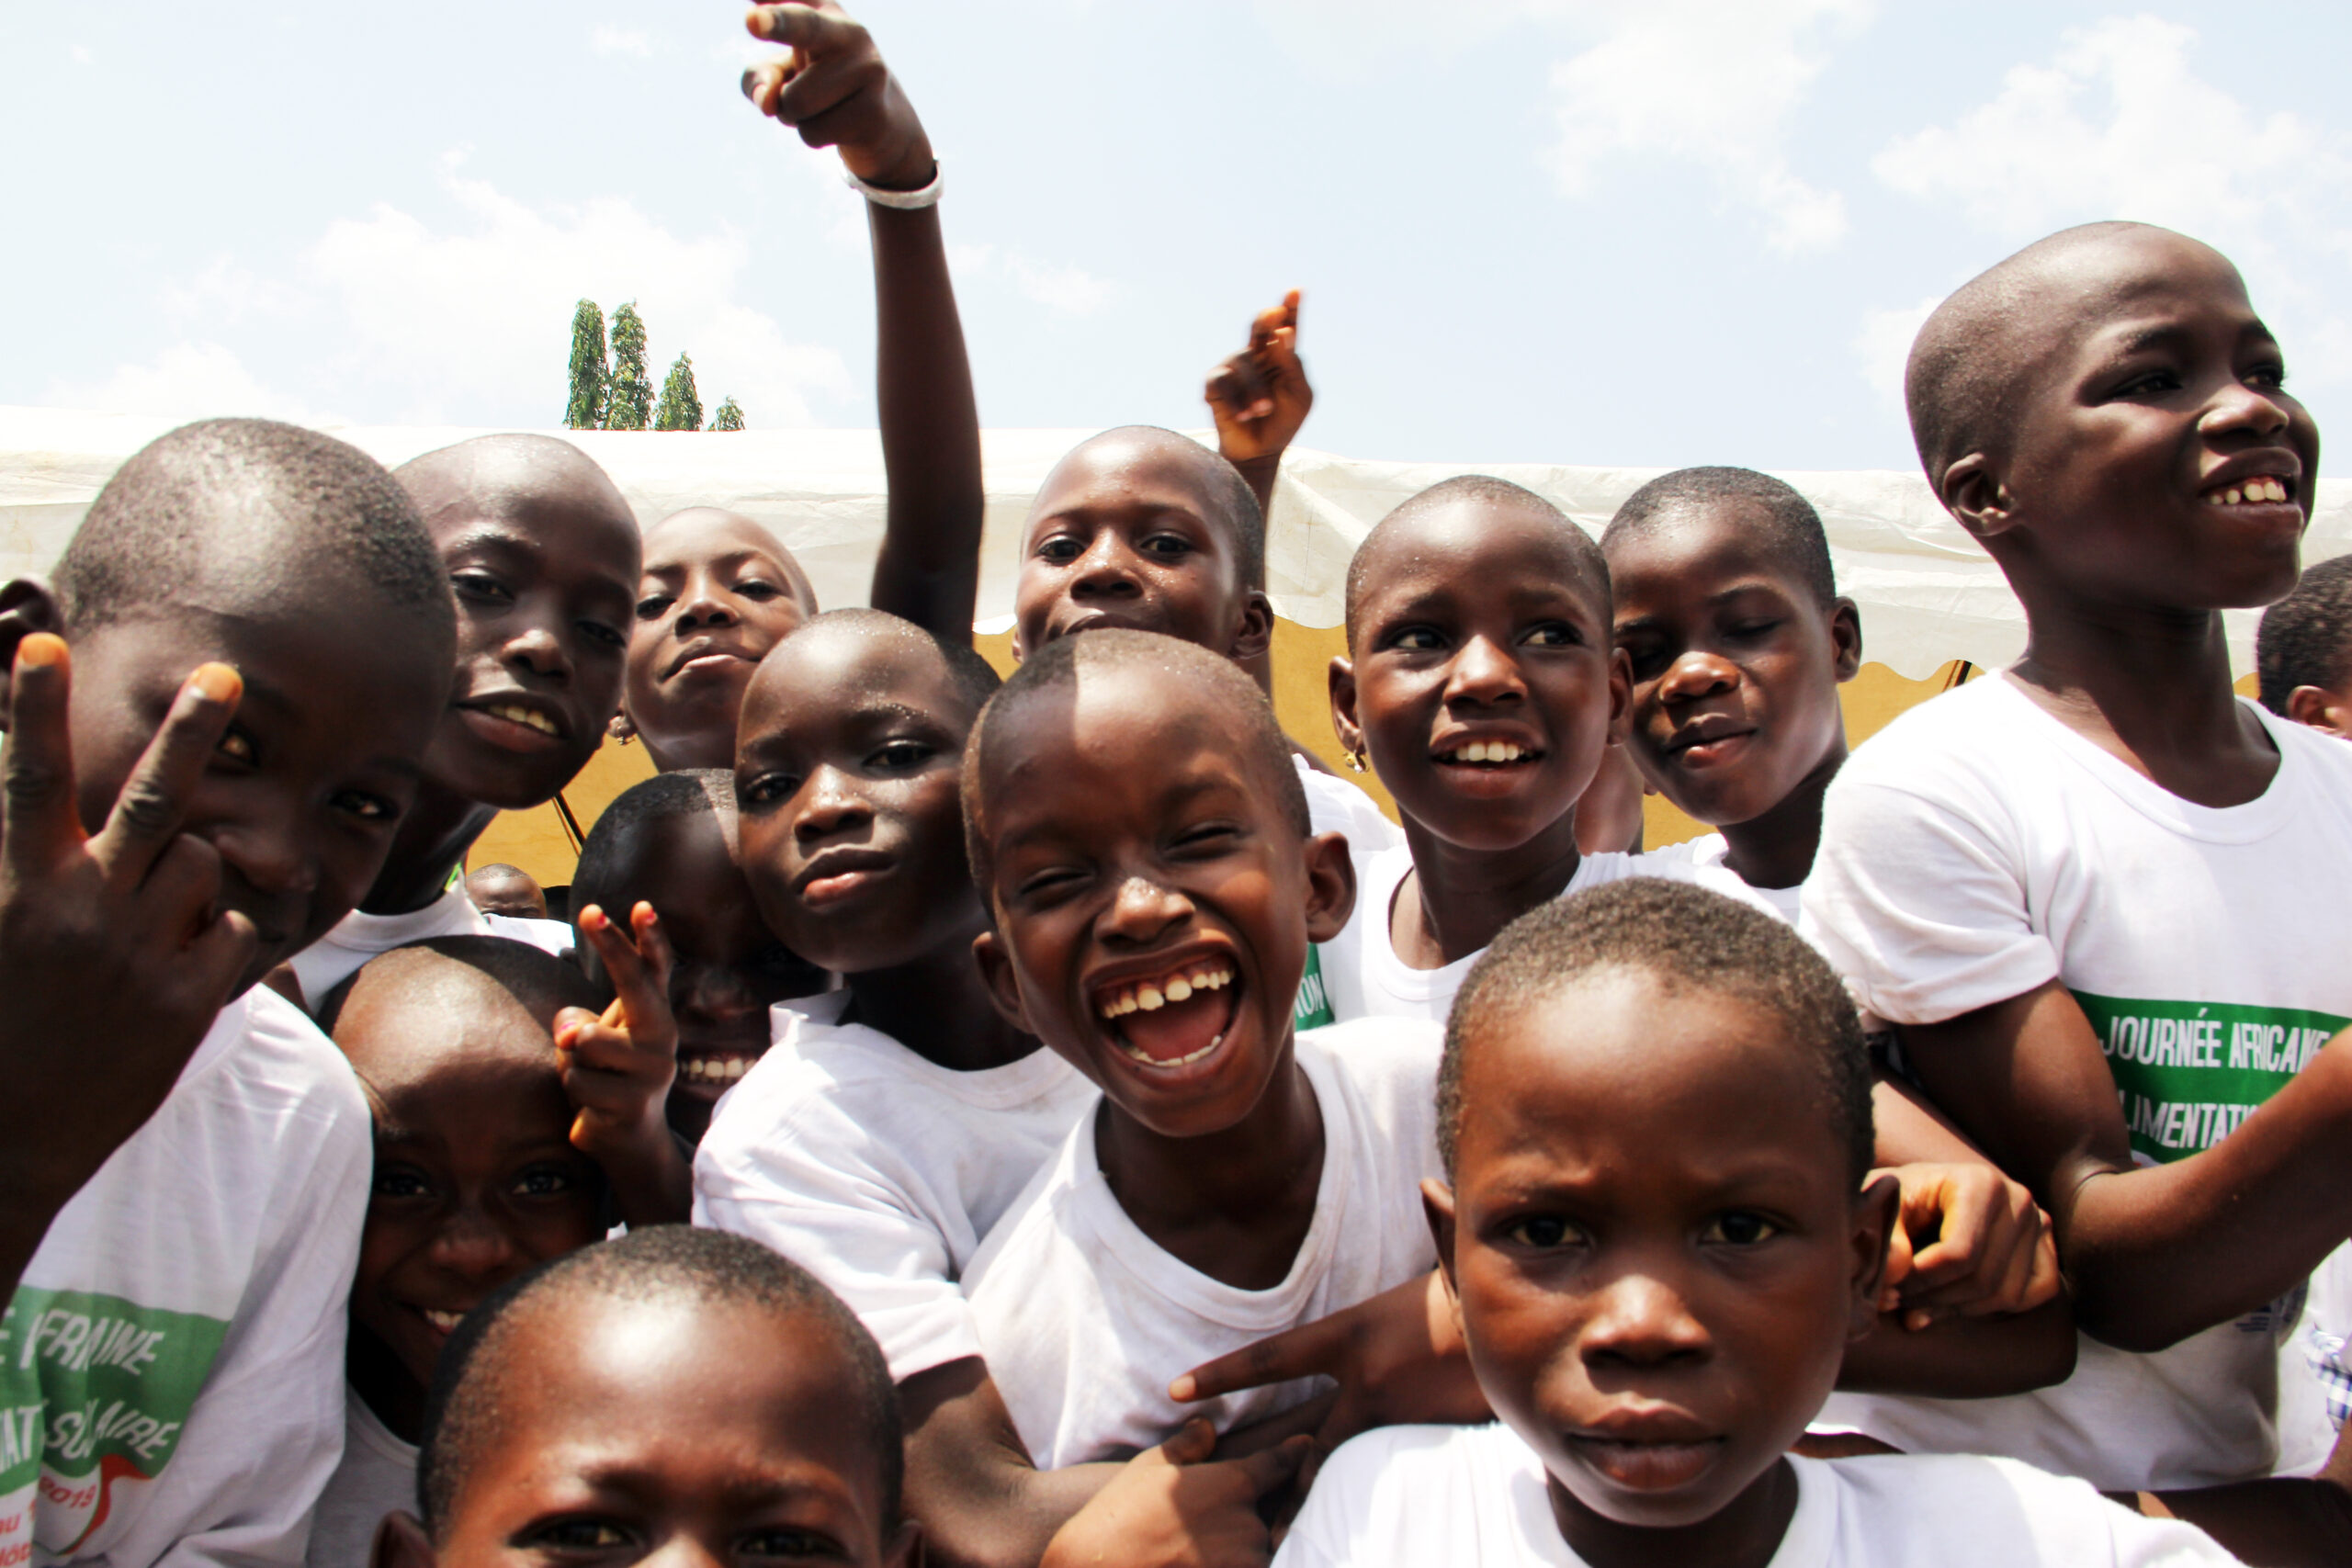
[605,302,652,431]
[710,396,745,432]
[654,352,706,432]
[564,299,607,430]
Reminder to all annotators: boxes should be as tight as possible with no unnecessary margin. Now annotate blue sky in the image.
[7,2,2351,473]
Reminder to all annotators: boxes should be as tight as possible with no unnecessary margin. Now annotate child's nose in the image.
[2201,378,2294,440]
[215,817,320,901]
[1071,535,1144,594]
[792,767,871,839]
[430,1203,520,1280]
[1659,650,1740,703]
[1444,635,1528,704]
[1101,874,1192,945]
[503,617,576,682]
[1579,1269,1713,1367]
[674,583,740,630]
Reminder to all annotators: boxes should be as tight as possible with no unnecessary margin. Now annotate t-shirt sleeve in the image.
[1800,765,2058,1028]
[137,1073,371,1568]
[1269,1429,1408,1568]
[692,1090,977,1384]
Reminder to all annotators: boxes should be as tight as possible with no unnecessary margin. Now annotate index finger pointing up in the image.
[3,634,85,871]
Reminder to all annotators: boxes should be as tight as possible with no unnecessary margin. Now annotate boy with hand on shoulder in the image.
[1802,220,2352,1488]
[0,419,457,1566]
[373,1227,918,1568]
[1277,880,2233,1568]
[615,0,984,773]
[308,938,610,1568]
[284,431,636,1007]
[961,631,1431,1477]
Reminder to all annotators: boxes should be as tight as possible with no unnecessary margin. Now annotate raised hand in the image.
[1875,1160,2062,1329]
[557,901,693,1224]
[1170,1269,1488,1496]
[0,634,257,1296]
[1041,1417,1312,1568]
[1206,290,1314,473]
[741,2,934,193]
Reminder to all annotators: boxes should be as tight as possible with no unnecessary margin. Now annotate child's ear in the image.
[2287,684,2352,738]
[1231,590,1275,665]
[370,1510,437,1568]
[1329,654,1363,761]
[606,709,638,744]
[971,931,1034,1033]
[1848,1172,1902,1341]
[1302,829,1357,942]
[1828,598,1864,683]
[1605,646,1634,745]
[1422,1179,1466,1339]
[1938,454,2020,542]
[0,579,64,734]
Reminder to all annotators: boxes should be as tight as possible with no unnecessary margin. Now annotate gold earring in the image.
[1345,748,1366,773]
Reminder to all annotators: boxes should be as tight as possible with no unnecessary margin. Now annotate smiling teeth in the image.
[1444,740,1528,764]
[2210,478,2290,506]
[1115,1032,1227,1068]
[1098,964,1235,1019]
[486,702,560,736]
[422,1309,465,1333]
[683,1057,750,1082]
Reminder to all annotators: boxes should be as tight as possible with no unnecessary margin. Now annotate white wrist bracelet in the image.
[844,161,943,209]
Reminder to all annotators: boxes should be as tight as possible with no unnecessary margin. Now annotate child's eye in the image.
[741,1527,844,1560]
[512,1165,578,1199]
[1170,823,1241,857]
[332,790,399,823]
[215,728,256,764]
[635,593,673,622]
[869,740,932,772]
[1035,535,1084,563]
[1702,1212,1780,1246]
[1727,619,1781,640]
[577,619,627,649]
[1504,1214,1583,1250]
[1521,622,1580,648]
[2109,367,2182,399]
[1141,534,1193,559]
[1385,626,1447,653]
[2248,360,2290,391]
[739,772,800,809]
[1619,645,1668,681]
[452,571,513,604]
[524,1517,635,1551]
[1012,865,1088,906]
[736,579,783,602]
[372,1168,433,1201]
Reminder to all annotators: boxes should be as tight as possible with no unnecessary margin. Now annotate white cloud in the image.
[1005,254,1114,316]
[1872,16,2340,242]
[44,342,336,425]
[68,43,92,65]
[591,25,651,57]
[1544,0,1871,253]
[1853,293,1941,407]
[298,165,853,426]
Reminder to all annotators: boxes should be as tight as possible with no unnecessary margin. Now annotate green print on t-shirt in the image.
[1294,946,1335,1031]
[2075,990,2349,1165]
[0,1286,229,1560]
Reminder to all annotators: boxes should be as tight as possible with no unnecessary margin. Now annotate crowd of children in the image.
[9,4,2352,1566]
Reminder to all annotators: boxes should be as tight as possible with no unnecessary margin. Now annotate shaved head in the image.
[644,507,817,612]
[395,434,638,537]
[1036,427,1266,587]
[1344,475,1609,647]
[1905,220,2216,488]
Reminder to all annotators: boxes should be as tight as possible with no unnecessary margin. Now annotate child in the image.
[1321,474,1773,1022]
[284,431,638,1006]
[962,628,1437,1465]
[373,1226,917,1568]
[697,612,1303,1564]
[569,770,826,1144]
[2256,553,2352,735]
[1276,880,2235,1567]
[1602,467,1863,917]
[459,863,548,921]
[1802,220,2352,1489]
[614,0,984,773]
[307,938,608,1568]
[0,418,456,1564]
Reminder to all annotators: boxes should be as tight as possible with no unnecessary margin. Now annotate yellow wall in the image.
[469,631,2263,888]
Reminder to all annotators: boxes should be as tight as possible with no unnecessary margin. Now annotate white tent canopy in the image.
[4,405,2342,682]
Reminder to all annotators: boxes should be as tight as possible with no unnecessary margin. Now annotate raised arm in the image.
[1902,980,2352,1351]
[745,2,984,642]
[1204,289,1311,518]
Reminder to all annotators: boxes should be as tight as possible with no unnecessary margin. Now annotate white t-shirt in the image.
[693,992,1095,1383]
[1803,671,2352,1488]
[1297,759,1402,858]
[288,886,571,1012]
[963,1018,1442,1468]
[303,1387,415,1568]
[1274,1423,2237,1568]
[1319,844,1780,1024]
[1644,831,1805,923]
[2,987,371,1568]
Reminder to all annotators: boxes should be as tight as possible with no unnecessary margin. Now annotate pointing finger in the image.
[90,662,241,887]
[3,634,85,872]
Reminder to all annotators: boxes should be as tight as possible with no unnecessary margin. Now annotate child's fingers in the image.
[132,830,231,949]
[628,901,677,993]
[1171,1313,1342,1403]
[89,662,242,888]
[1151,1416,1219,1469]
[180,905,260,1006]
[2,634,85,871]
[1222,1434,1313,1502]
[578,904,650,995]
